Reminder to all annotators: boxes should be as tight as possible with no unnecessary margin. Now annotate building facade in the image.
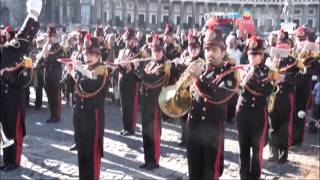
[1,0,319,33]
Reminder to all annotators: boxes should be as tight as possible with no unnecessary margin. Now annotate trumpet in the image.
[0,122,14,149]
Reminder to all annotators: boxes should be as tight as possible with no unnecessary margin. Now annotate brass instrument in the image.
[158,59,206,118]
[267,57,281,113]
[296,50,319,74]
[0,122,14,149]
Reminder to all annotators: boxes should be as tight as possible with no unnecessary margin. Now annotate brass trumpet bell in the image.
[158,85,191,118]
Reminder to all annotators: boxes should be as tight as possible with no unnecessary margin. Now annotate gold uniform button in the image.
[201,116,205,120]
[81,98,84,102]
[5,90,8,94]
[252,97,255,101]
[251,104,255,107]
[81,105,84,109]
[5,84,8,87]
[190,115,193,119]
[204,98,207,102]
[202,107,206,111]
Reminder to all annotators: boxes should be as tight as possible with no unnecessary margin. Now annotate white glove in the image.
[26,0,43,20]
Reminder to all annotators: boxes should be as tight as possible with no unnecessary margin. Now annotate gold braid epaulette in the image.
[75,67,108,99]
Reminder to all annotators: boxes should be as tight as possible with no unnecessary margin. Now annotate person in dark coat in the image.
[186,26,238,180]
[0,0,42,171]
[235,36,274,179]
[71,33,108,180]
[117,27,146,136]
[267,30,299,164]
[42,25,64,123]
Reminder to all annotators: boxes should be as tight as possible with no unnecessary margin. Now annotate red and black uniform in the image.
[135,59,169,169]
[236,64,273,179]
[187,61,238,179]
[43,42,64,122]
[0,16,39,170]
[73,63,108,180]
[118,47,143,135]
[268,56,299,163]
[292,50,319,145]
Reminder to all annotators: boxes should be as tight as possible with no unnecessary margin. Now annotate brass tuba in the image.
[158,59,206,118]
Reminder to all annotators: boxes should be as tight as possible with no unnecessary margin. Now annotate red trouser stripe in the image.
[258,109,268,172]
[288,93,295,147]
[93,109,101,180]
[153,107,160,164]
[15,107,23,165]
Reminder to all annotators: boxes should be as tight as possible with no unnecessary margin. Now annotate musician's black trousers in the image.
[180,114,187,144]
[236,106,268,179]
[35,69,44,108]
[44,70,62,120]
[293,77,312,145]
[118,73,140,133]
[1,91,26,166]
[268,92,295,161]
[186,118,224,180]
[75,108,104,180]
[140,96,162,165]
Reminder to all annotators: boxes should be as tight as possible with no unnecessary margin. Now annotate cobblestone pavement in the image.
[1,90,319,179]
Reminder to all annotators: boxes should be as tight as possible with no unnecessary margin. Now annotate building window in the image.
[152,15,157,24]
[174,5,180,12]
[308,9,314,15]
[293,19,300,27]
[307,19,314,28]
[139,2,146,10]
[127,2,133,9]
[163,5,170,11]
[176,16,180,25]
[127,13,132,23]
[163,15,169,23]
[188,16,192,25]
[115,2,121,9]
[138,14,145,25]
[294,9,301,14]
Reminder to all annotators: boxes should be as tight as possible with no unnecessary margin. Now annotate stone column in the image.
[192,2,196,26]
[122,0,127,25]
[146,0,150,29]
[180,2,184,27]
[134,0,138,28]
[67,0,71,24]
[157,0,161,29]
[59,0,63,25]
[169,1,173,24]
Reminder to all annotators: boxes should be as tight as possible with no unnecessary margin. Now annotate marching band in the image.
[0,0,319,180]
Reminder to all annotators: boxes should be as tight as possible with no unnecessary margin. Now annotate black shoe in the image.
[3,164,19,171]
[123,131,135,136]
[139,163,149,169]
[120,130,127,135]
[145,163,159,170]
[69,144,78,151]
[46,118,60,123]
